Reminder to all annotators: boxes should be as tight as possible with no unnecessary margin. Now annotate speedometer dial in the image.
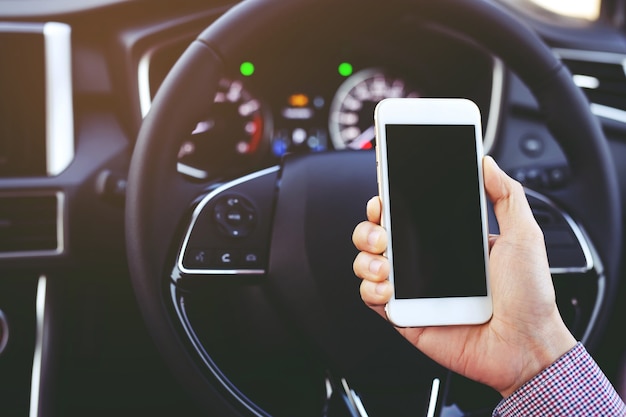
[329,68,419,150]
[177,78,270,179]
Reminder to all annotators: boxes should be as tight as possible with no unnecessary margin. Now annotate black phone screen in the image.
[385,124,487,299]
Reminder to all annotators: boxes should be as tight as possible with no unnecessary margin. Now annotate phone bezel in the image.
[374,98,492,327]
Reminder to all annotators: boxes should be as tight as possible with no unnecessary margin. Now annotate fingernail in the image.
[485,155,500,171]
[375,282,388,295]
[369,259,383,274]
[367,230,381,246]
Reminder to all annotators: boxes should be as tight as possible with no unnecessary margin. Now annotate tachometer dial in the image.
[329,68,419,150]
[177,78,270,179]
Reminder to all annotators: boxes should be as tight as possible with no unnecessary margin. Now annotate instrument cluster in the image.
[144,24,498,180]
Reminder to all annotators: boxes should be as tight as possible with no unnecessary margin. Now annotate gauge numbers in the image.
[178,78,269,179]
[329,68,419,150]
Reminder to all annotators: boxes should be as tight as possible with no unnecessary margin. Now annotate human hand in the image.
[352,156,577,397]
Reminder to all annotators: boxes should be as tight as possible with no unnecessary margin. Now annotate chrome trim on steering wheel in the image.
[483,57,504,155]
[170,285,270,417]
[525,189,604,345]
[177,166,279,276]
[525,188,595,275]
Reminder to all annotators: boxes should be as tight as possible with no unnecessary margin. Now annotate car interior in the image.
[1,0,626,416]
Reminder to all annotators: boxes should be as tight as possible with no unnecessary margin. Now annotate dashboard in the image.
[138,18,498,180]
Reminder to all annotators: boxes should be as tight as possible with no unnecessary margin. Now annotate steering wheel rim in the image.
[126,0,622,415]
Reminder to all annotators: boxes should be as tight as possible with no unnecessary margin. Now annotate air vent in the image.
[565,59,626,110]
[555,49,626,123]
[0,193,62,256]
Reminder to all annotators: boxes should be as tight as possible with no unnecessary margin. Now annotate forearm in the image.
[493,343,626,417]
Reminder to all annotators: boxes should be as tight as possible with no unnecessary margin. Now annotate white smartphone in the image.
[374,98,492,327]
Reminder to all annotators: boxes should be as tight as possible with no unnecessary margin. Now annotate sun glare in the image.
[528,0,601,20]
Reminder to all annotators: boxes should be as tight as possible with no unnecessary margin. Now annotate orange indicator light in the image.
[288,93,309,108]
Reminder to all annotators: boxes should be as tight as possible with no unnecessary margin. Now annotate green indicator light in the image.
[338,62,353,77]
[240,61,255,77]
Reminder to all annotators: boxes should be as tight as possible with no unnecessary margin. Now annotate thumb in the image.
[483,156,537,235]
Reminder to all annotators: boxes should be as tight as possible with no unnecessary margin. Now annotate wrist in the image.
[498,317,577,398]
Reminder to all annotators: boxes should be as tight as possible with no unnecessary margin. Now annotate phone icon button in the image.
[215,250,238,267]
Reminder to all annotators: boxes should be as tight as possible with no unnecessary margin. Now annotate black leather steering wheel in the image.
[126,0,622,415]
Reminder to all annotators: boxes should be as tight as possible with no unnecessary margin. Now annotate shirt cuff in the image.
[492,342,626,417]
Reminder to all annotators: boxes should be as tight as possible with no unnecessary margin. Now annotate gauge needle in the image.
[349,125,375,150]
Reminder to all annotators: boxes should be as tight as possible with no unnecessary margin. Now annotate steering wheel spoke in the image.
[522,189,596,275]
[519,189,606,343]
[175,167,279,280]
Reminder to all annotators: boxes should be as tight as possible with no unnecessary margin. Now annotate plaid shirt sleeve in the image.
[492,342,626,417]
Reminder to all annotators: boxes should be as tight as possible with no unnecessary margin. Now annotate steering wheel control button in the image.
[215,250,239,267]
[182,248,266,271]
[177,167,278,275]
[510,165,570,189]
[211,250,265,269]
[242,250,263,267]
[213,195,257,238]
[184,249,212,268]
[519,135,545,158]
[546,166,570,188]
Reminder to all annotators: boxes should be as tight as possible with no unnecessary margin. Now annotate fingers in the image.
[353,238,392,314]
[352,220,387,254]
[366,196,382,224]
[353,250,392,316]
[353,251,389,282]
[360,279,392,312]
[353,196,392,315]
[354,251,392,312]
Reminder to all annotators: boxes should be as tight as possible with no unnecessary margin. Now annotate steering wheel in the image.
[126,0,622,415]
